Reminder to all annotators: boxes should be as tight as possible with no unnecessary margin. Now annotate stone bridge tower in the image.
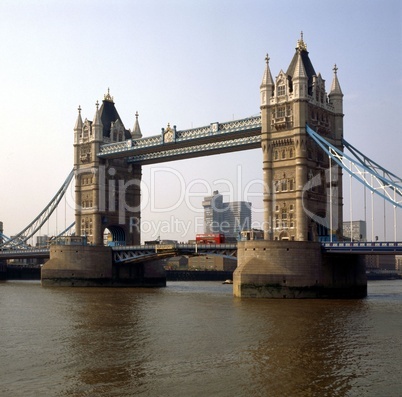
[73,91,142,246]
[260,34,344,242]
[233,36,366,299]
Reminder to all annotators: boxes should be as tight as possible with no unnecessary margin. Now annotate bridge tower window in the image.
[289,178,294,191]
[281,210,288,228]
[277,106,285,118]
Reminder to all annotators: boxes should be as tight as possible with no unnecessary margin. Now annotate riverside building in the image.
[202,190,251,240]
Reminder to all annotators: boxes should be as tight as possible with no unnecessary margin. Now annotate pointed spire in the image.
[92,100,103,141]
[74,105,83,131]
[329,64,343,114]
[131,111,142,139]
[292,51,308,99]
[329,64,343,96]
[261,53,274,88]
[93,100,102,126]
[292,51,307,80]
[260,54,274,106]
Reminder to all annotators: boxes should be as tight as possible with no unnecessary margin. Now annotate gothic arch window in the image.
[277,84,285,97]
[274,150,279,160]
[289,148,294,158]
[281,150,286,159]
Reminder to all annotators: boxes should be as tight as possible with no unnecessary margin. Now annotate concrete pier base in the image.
[41,245,166,287]
[233,240,367,298]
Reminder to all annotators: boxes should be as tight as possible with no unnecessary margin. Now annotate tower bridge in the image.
[3,34,401,297]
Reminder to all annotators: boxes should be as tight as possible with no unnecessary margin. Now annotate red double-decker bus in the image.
[195,233,225,244]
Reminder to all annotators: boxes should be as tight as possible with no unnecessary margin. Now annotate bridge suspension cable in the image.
[0,169,75,249]
[306,124,402,209]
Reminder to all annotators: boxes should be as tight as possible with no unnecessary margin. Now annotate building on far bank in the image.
[365,255,395,270]
[36,235,49,247]
[396,256,402,274]
[165,256,188,270]
[188,255,237,272]
[343,220,366,241]
[202,190,251,241]
[164,255,237,272]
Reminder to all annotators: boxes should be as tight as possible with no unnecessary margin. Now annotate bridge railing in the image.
[322,241,402,253]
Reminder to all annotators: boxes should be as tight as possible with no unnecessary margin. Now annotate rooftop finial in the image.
[265,53,270,64]
[95,100,99,110]
[333,64,338,75]
[78,105,81,114]
[135,111,139,119]
[104,88,114,102]
[296,31,307,51]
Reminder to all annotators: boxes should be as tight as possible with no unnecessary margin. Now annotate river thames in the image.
[1,279,401,397]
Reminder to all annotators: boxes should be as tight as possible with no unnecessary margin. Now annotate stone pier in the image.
[41,237,165,287]
[233,240,367,298]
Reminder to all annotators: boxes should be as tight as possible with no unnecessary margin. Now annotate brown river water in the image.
[1,280,402,397]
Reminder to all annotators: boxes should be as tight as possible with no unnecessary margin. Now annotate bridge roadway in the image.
[1,242,402,262]
[112,243,238,264]
[322,241,402,254]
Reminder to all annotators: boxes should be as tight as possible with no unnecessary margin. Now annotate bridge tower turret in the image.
[73,90,142,246]
[260,33,344,242]
[260,54,275,239]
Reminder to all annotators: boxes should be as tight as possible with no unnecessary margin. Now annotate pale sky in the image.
[1,0,401,243]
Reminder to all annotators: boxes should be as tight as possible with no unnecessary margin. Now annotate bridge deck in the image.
[322,241,402,254]
[98,116,262,164]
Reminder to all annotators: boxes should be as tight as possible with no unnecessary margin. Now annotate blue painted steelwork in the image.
[112,243,238,264]
[53,222,75,239]
[322,241,402,254]
[0,170,75,249]
[98,116,262,164]
[0,248,50,259]
[306,124,402,208]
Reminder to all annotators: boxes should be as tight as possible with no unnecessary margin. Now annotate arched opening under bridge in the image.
[103,226,126,247]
